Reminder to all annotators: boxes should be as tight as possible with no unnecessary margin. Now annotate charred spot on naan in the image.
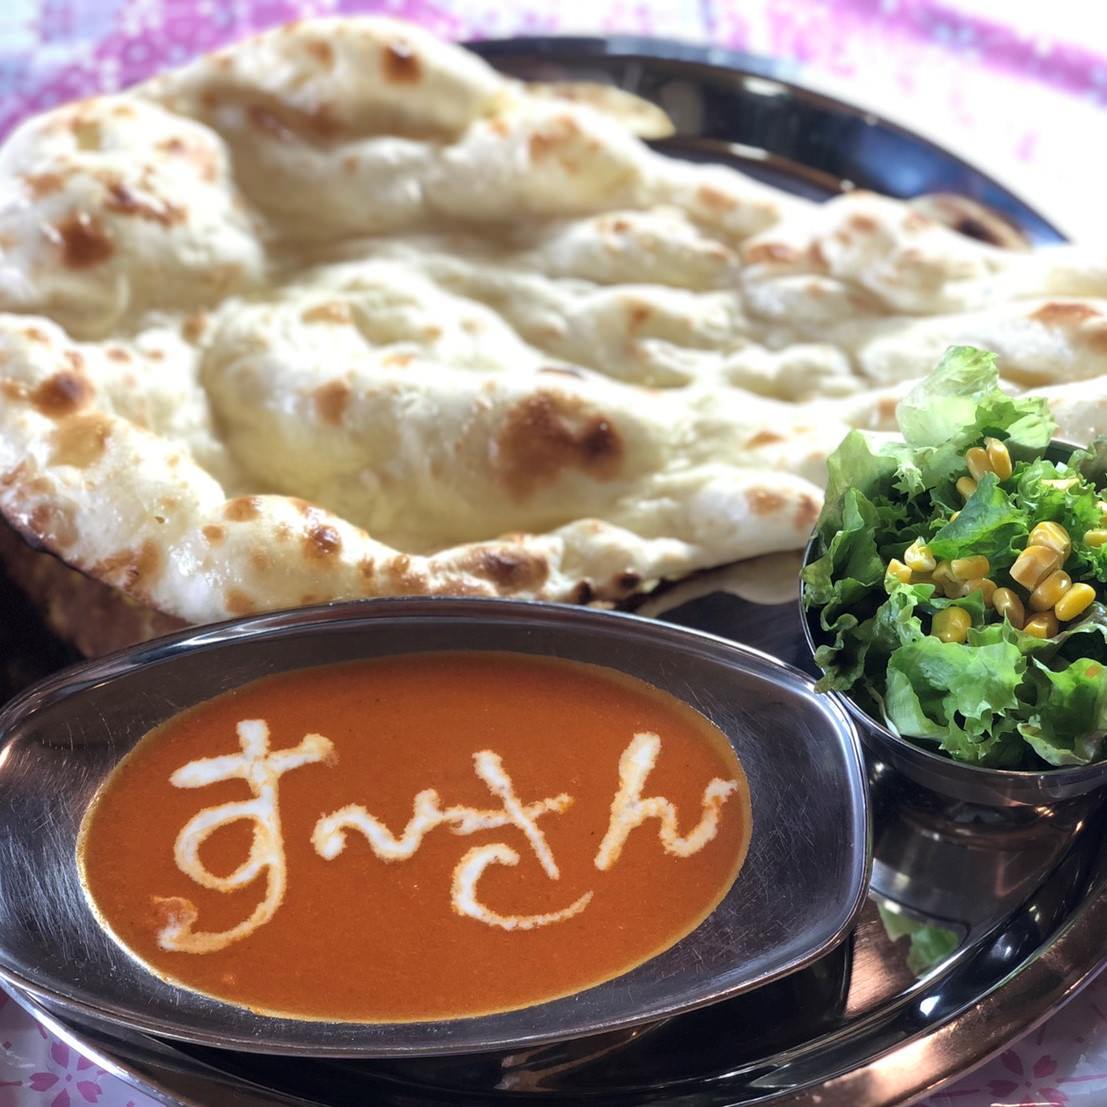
[528,114,585,164]
[741,240,803,266]
[696,185,739,215]
[91,541,162,600]
[1031,302,1100,326]
[747,486,820,533]
[382,40,422,84]
[495,393,623,499]
[224,588,256,616]
[49,412,112,468]
[156,136,220,183]
[224,497,262,522]
[182,313,209,342]
[23,171,67,199]
[302,301,353,325]
[747,488,787,517]
[30,368,93,418]
[573,581,595,604]
[304,38,335,69]
[459,547,550,592]
[745,429,786,449]
[303,517,343,560]
[383,552,430,592]
[54,211,114,269]
[1027,302,1107,358]
[312,379,351,424]
[27,501,78,550]
[793,493,821,532]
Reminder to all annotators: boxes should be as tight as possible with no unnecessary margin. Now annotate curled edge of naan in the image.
[0,363,825,626]
[523,81,675,139]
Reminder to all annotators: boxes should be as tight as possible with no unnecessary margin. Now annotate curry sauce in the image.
[78,652,751,1022]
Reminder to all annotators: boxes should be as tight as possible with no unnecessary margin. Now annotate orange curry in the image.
[78,652,752,1022]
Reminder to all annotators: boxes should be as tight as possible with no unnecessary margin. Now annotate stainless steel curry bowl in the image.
[0,597,869,1058]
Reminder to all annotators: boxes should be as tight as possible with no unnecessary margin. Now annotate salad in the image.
[803,345,1107,770]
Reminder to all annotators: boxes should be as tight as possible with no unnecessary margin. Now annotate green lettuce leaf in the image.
[1072,440,1107,485]
[896,345,1054,453]
[895,346,1003,448]
[876,902,960,978]
[803,489,885,614]
[820,430,898,540]
[895,346,1054,491]
[1017,657,1107,766]
[928,473,1028,568]
[883,636,1026,764]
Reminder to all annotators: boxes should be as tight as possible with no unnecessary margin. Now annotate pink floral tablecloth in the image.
[1,2,1106,1105]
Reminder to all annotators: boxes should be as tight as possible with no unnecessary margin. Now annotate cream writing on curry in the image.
[158,719,739,950]
[78,653,752,1022]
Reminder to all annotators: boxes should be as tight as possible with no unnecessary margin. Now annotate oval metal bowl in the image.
[800,441,1107,808]
[0,597,869,1058]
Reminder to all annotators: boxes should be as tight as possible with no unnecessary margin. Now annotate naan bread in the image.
[1,16,1106,642]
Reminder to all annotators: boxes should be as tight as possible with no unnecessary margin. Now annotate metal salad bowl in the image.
[0,597,869,1058]
[800,439,1107,808]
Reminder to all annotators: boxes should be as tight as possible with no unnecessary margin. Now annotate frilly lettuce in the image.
[804,344,1107,770]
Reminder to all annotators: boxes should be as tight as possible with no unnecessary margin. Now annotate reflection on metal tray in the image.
[0,33,1100,1107]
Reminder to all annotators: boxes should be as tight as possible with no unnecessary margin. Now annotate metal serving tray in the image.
[0,34,1100,1107]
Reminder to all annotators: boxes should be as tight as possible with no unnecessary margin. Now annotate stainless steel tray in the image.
[1,34,1100,1107]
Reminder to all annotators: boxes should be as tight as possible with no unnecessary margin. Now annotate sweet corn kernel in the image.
[949,511,960,522]
[1010,545,1061,590]
[1084,529,1107,548]
[1028,521,1071,558]
[992,587,1025,629]
[956,476,978,501]
[984,437,1013,480]
[886,559,912,585]
[932,607,972,643]
[904,540,937,573]
[965,447,993,482]
[1023,612,1059,639]
[951,555,989,581]
[965,578,997,606]
[1029,569,1072,612]
[1055,582,1096,622]
[943,579,967,599]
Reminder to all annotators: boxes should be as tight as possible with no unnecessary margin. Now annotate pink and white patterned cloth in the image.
[0,2,1106,1105]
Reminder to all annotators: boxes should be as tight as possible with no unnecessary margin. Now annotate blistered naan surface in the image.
[1,16,1106,627]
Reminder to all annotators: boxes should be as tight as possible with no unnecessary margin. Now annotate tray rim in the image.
[0,28,1101,1107]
